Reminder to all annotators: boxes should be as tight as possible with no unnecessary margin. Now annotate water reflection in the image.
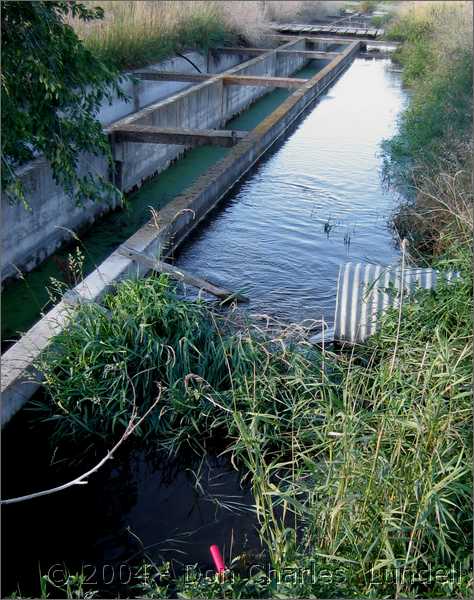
[175,59,408,327]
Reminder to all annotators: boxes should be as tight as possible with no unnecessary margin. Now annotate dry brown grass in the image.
[70,1,268,68]
[263,0,346,23]
[390,0,473,61]
[70,1,348,69]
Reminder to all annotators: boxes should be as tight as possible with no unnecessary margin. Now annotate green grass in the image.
[33,237,473,598]
[384,2,472,184]
[383,1,472,258]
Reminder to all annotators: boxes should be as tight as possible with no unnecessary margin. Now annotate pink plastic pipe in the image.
[209,544,225,573]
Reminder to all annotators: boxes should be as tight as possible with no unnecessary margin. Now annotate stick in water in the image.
[1,389,161,505]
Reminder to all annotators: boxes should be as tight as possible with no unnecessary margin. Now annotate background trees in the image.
[1,1,124,204]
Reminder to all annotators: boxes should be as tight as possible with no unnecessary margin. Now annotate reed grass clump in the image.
[385,2,472,174]
[383,1,473,258]
[70,1,245,70]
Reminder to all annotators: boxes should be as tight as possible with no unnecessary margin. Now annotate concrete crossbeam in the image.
[222,75,307,88]
[135,70,307,89]
[215,47,339,59]
[110,124,247,147]
[134,71,212,83]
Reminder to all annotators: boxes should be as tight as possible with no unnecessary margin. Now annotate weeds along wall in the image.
[1,40,308,283]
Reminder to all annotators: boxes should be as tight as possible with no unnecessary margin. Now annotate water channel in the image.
[2,56,408,597]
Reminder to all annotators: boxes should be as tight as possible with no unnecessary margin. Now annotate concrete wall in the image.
[1,51,242,282]
[1,43,310,283]
[2,41,309,283]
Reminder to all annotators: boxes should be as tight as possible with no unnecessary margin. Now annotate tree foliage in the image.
[1,1,126,204]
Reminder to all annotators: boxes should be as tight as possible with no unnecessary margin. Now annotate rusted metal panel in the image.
[334,262,460,344]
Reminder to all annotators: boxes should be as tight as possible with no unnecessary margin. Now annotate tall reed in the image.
[70,1,346,70]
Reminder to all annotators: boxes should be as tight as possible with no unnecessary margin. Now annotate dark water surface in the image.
[175,58,407,328]
[2,58,408,597]
[2,409,259,597]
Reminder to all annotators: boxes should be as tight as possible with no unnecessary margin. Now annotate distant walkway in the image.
[271,23,384,39]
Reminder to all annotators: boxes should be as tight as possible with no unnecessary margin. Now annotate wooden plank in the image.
[135,71,307,88]
[265,34,400,48]
[110,124,247,148]
[223,74,307,88]
[134,71,212,83]
[214,47,268,55]
[120,248,249,303]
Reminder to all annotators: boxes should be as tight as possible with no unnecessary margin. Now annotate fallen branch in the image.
[1,389,161,505]
[120,246,249,303]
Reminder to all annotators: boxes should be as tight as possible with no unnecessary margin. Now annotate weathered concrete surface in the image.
[136,71,308,88]
[266,33,400,49]
[135,71,213,83]
[223,74,307,88]
[214,47,338,58]
[1,52,241,283]
[1,41,360,426]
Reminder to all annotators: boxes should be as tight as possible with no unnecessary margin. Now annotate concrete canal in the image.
[2,52,409,597]
[174,57,407,329]
[1,63,323,347]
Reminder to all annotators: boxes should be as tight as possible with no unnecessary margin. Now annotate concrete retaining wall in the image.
[1,41,360,426]
[1,51,242,282]
[1,42,308,283]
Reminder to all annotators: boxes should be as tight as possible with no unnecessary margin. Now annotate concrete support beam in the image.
[266,34,400,49]
[215,47,339,59]
[276,49,339,58]
[223,75,307,88]
[214,47,269,55]
[134,71,212,83]
[135,70,307,89]
[110,124,247,147]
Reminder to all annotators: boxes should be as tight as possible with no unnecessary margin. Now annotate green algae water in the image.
[1,63,322,347]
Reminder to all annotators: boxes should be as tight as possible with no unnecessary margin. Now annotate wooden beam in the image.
[135,70,307,88]
[214,47,268,55]
[223,74,307,88]
[110,124,247,147]
[266,34,400,48]
[121,248,249,303]
[134,71,212,83]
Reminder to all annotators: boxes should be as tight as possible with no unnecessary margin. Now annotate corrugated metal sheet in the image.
[334,262,459,344]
